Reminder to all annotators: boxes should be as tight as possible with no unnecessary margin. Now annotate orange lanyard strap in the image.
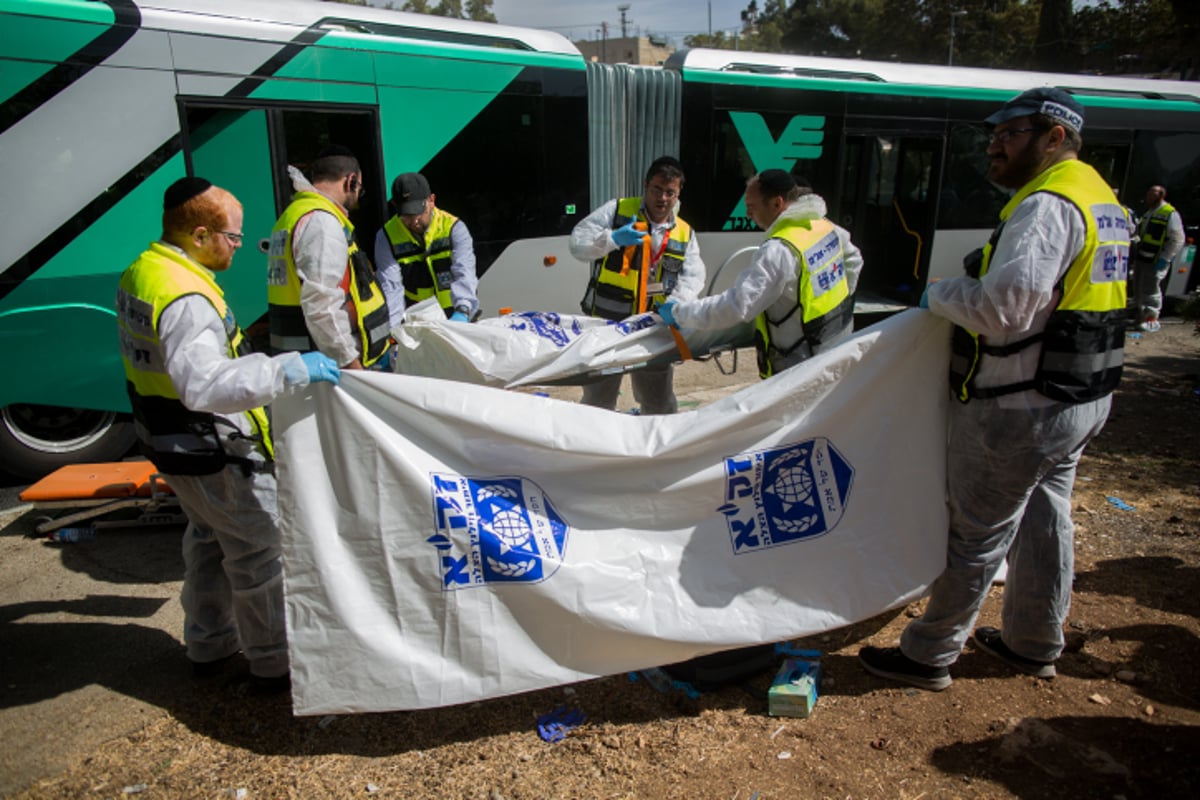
[668,323,692,361]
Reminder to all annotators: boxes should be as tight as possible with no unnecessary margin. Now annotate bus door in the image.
[180,101,384,341]
[837,131,943,307]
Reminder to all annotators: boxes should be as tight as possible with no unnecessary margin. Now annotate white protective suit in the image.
[288,166,361,367]
[155,249,311,678]
[671,194,863,372]
[373,215,478,329]
[899,181,1113,668]
[569,198,707,414]
[1133,201,1185,322]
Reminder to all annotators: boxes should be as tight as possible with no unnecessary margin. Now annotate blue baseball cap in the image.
[985,87,1085,134]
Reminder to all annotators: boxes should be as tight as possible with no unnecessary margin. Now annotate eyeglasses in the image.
[646,185,679,200]
[989,127,1046,145]
[219,231,244,244]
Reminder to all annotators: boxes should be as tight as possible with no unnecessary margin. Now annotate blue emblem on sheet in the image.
[427,474,569,589]
[717,438,854,554]
[502,311,582,348]
[614,313,658,335]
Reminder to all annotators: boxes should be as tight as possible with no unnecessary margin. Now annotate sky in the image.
[487,1,748,46]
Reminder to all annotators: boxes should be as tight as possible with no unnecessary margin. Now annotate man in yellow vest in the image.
[859,88,1128,691]
[569,156,706,414]
[267,146,391,370]
[116,177,340,693]
[656,170,862,379]
[1132,184,1184,332]
[374,172,478,327]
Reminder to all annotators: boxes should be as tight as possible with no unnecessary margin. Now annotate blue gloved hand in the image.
[1155,256,1170,272]
[449,311,469,322]
[657,300,678,327]
[611,221,645,248]
[300,351,340,385]
[918,288,930,309]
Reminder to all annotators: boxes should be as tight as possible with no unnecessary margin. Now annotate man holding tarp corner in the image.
[655,169,862,379]
[570,156,706,414]
[858,88,1128,690]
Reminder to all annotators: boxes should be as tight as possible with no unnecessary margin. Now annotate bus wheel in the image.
[0,405,137,481]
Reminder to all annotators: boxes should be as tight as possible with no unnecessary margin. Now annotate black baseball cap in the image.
[985,87,1085,133]
[391,172,431,215]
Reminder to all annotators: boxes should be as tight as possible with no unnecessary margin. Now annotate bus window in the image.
[936,124,1007,231]
[841,134,942,304]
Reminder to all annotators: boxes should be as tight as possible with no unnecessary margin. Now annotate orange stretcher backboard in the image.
[19,461,172,502]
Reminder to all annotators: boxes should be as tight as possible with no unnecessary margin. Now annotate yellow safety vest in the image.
[382,207,459,313]
[267,192,391,367]
[949,159,1128,403]
[581,196,693,321]
[1135,201,1177,262]
[116,242,273,475]
[753,217,852,379]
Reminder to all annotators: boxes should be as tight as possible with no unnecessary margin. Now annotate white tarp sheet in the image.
[275,310,952,715]
[392,298,753,387]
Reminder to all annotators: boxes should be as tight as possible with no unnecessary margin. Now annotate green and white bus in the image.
[668,47,1200,309]
[0,0,591,478]
[4,0,1200,479]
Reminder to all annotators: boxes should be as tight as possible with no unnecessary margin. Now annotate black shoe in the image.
[249,673,292,695]
[972,627,1056,678]
[191,653,237,679]
[858,646,951,691]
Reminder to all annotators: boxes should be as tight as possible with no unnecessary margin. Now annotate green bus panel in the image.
[0,0,115,104]
[0,152,190,411]
[188,109,276,327]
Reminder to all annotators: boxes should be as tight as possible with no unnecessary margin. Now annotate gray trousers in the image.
[900,393,1111,667]
[171,465,288,679]
[1133,256,1171,320]
[580,363,678,414]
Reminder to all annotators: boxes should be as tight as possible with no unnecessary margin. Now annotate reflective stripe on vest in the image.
[752,217,852,379]
[383,207,458,313]
[580,196,693,321]
[267,192,391,367]
[117,242,273,474]
[948,159,1128,403]
[1136,202,1176,261]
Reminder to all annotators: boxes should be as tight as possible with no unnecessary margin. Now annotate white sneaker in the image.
[1141,319,1161,333]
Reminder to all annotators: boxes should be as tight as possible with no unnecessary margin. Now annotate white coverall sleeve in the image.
[669,233,707,302]
[158,295,308,415]
[448,219,479,315]
[568,199,620,263]
[374,227,407,330]
[1163,211,1185,262]
[671,240,793,330]
[927,192,1084,339]
[838,225,864,295]
[292,209,360,367]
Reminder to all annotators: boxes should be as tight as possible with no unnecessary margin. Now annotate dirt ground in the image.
[1,316,1198,800]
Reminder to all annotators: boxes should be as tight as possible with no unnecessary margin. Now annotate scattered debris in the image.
[536,706,587,743]
[1088,693,1112,706]
[1105,496,1136,511]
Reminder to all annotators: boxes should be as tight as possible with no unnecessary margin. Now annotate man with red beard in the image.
[858,88,1128,690]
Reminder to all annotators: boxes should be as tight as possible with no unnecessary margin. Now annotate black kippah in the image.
[757,169,796,197]
[315,144,356,160]
[164,176,212,210]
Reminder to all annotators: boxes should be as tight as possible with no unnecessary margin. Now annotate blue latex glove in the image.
[611,221,644,248]
[1155,256,1169,272]
[449,311,469,322]
[918,288,930,309]
[657,300,678,327]
[300,351,340,385]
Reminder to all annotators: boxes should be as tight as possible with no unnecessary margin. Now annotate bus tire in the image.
[0,405,137,481]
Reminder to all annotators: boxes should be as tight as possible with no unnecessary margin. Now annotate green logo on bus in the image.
[724,112,825,231]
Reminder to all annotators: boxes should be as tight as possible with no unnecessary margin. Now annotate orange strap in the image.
[668,324,692,361]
